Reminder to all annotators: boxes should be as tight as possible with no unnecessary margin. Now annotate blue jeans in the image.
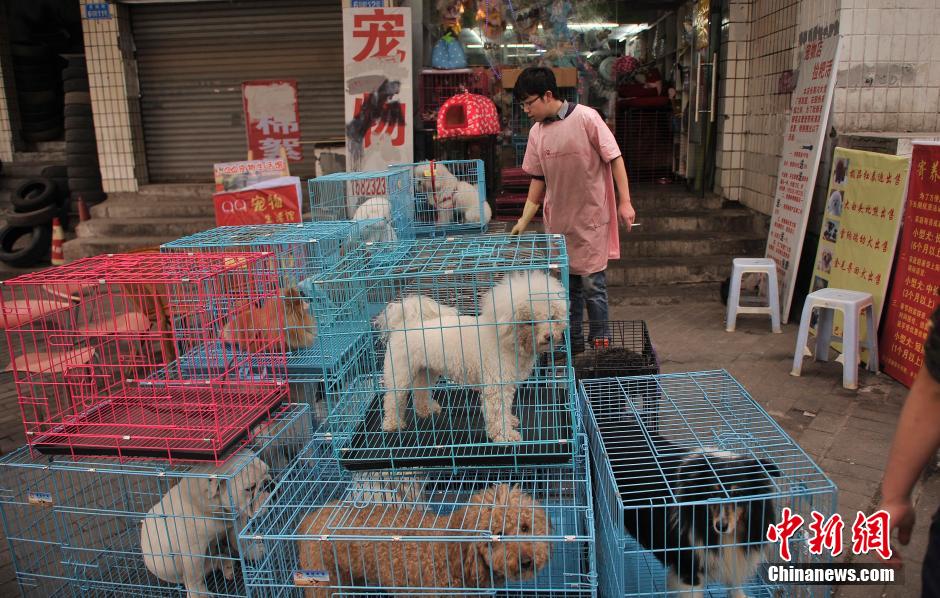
[569,270,610,349]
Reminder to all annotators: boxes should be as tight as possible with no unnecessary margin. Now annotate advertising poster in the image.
[213,177,303,227]
[880,142,940,387]
[807,147,910,362]
[242,80,303,162]
[342,7,413,171]
[213,159,290,193]
[765,31,841,323]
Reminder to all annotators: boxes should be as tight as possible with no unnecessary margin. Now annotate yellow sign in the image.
[809,147,910,360]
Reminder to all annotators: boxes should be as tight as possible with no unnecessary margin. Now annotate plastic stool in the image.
[725,258,781,333]
[790,288,878,390]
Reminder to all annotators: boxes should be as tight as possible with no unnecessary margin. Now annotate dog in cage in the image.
[296,483,552,596]
[412,162,492,225]
[220,286,317,352]
[377,270,567,442]
[140,453,272,598]
[625,441,781,598]
[352,196,398,243]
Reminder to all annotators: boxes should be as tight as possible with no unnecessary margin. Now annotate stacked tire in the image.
[63,56,106,206]
[11,43,63,143]
[0,179,65,267]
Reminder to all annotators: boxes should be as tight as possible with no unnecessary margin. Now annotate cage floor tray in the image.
[339,383,575,470]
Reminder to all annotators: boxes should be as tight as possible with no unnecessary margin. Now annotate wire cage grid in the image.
[161,221,372,379]
[0,252,289,463]
[310,234,578,470]
[239,433,596,597]
[0,403,312,598]
[307,168,415,242]
[570,320,659,380]
[419,69,474,124]
[390,159,488,237]
[581,371,838,598]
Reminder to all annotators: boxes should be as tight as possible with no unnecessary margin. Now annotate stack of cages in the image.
[418,69,473,125]
[0,252,289,463]
[307,168,415,243]
[580,370,838,598]
[391,158,489,237]
[161,221,372,425]
[569,320,660,381]
[0,403,313,597]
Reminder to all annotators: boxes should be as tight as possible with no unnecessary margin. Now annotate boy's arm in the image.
[610,156,635,231]
[510,178,546,235]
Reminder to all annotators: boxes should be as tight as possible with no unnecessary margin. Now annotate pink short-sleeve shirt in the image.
[522,104,622,275]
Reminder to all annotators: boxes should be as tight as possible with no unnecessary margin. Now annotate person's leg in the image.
[923,507,940,597]
[584,270,611,345]
[568,273,585,353]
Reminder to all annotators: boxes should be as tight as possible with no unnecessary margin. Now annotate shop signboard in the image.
[766,30,842,322]
[880,142,940,387]
[342,6,413,171]
[213,158,290,193]
[212,177,303,227]
[242,80,303,162]
[807,147,909,362]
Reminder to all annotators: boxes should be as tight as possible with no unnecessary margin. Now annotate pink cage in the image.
[0,252,289,464]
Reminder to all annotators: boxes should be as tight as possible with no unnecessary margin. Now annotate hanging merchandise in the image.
[476,0,507,39]
[437,92,501,139]
[431,28,468,69]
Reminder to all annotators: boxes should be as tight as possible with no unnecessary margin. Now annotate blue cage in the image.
[307,168,415,242]
[311,234,576,470]
[569,320,659,380]
[0,404,312,598]
[391,159,489,236]
[580,371,838,598]
[239,433,596,597]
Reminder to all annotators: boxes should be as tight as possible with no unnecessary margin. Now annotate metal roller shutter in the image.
[131,1,344,182]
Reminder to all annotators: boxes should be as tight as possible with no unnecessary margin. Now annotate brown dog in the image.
[296,484,552,597]
[220,287,316,352]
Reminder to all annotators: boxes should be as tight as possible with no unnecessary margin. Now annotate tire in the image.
[23,128,63,143]
[66,166,99,178]
[65,141,97,155]
[62,79,89,93]
[12,178,59,212]
[2,203,59,227]
[71,190,106,204]
[20,90,57,105]
[13,71,57,92]
[20,99,60,118]
[0,225,51,267]
[66,153,98,168]
[64,104,92,118]
[40,165,68,179]
[65,128,95,143]
[62,65,87,80]
[64,91,90,105]
[64,116,93,129]
[22,116,63,132]
[11,43,48,59]
[68,177,103,192]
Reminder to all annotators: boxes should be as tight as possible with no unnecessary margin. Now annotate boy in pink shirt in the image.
[510,67,635,350]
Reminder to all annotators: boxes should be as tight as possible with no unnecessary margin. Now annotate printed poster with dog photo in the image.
[808,147,910,361]
[342,6,413,172]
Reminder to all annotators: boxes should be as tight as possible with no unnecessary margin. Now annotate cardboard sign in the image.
[213,177,303,226]
[243,80,303,162]
[880,142,940,387]
[213,159,289,193]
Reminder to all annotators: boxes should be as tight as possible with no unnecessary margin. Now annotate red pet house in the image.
[437,92,500,139]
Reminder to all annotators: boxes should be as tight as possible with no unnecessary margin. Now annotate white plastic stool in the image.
[725,258,781,333]
[790,288,878,390]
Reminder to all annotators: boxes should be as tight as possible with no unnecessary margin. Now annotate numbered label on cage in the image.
[294,569,331,586]
[27,491,52,507]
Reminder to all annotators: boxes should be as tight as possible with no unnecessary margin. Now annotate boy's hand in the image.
[510,221,526,235]
[879,498,915,569]
[618,201,636,232]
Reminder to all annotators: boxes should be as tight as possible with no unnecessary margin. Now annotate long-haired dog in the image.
[141,453,271,598]
[620,430,780,598]
[220,286,316,352]
[413,162,492,225]
[296,484,552,597]
[378,270,567,442]
[352,196,398,243]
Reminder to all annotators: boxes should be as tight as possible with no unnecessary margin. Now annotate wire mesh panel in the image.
[616,105,674,184]
[392,159,489,236]
[308,169,415,242]
[0,252,288,463]
[161,222,371,380]
[419,69,473,124]
[0,404,312,598]
[239,434,596,597]
[570,321,659,380]
[581,371,838,598]
[313,234,575,470]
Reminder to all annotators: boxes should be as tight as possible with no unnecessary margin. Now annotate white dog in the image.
[140,453,271,598]
[379,270,567,442]
[352,196,397,243]
[413,162,491,225]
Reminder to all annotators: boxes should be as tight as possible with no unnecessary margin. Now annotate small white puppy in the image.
[140,453,271,598]
[352,196,397,243]
[454,180,492,224]
[413,162,491,225]
[379,270,567,442]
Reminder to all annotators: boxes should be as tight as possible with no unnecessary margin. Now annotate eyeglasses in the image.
[520,95,544,109]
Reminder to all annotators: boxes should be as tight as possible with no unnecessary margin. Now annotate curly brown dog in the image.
[296,484,552,597]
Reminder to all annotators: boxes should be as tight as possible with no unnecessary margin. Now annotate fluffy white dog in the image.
[379,270,567,442]
[352,196,397,243]
[413,162,491,225]
[140,453,271,598]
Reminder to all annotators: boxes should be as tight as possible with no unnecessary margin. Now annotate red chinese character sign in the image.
[765,30,842,323]
[212,177,303,227]
[881,141,940,387]
[343,7,413,171]
[242,80,303,162]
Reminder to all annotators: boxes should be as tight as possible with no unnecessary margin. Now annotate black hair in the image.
[513,67,560,101]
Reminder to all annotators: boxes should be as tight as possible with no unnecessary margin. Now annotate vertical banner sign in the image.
[343,7,413,172]
[765,33,842,323]
[880,142,940,387]
[807,147,909,361]
[242,80,303,162]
